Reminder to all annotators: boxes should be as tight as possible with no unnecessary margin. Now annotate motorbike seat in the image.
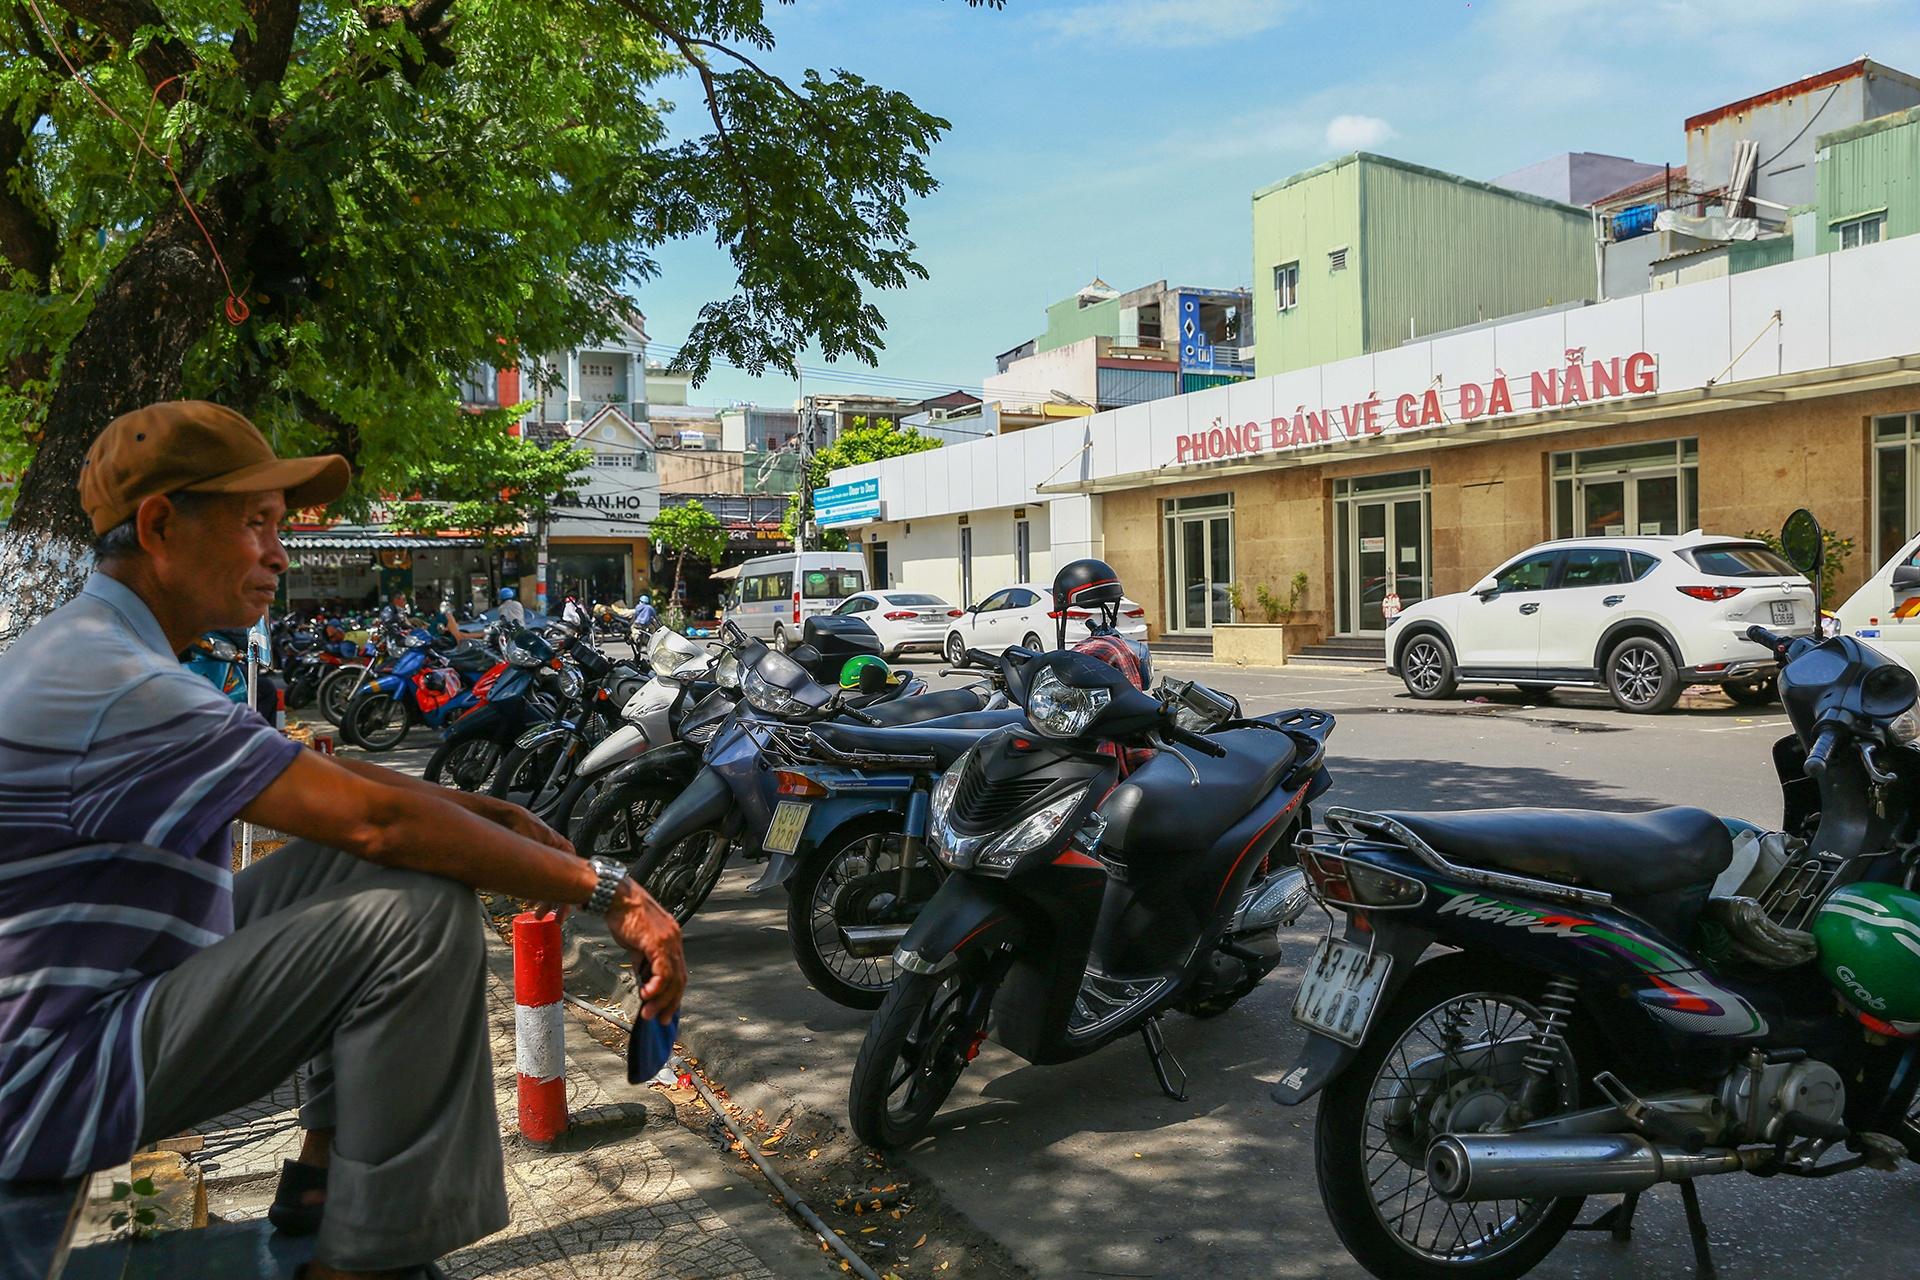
[1377,807,1732,898]
[810,720,1006,771]
[1100,726,1299,857]
[444,642,496,674]
[859,689,987,726]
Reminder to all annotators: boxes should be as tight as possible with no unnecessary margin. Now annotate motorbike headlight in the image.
[558,665,585,700]
[714,651,743,691]
[1889,708,1920,746]
[648,628,706,679]
[974,787,1090,873]
[1026,667,1110,739]
[741,665,797,715]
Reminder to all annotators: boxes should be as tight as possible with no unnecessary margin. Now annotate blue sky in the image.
[641,0,1920,408]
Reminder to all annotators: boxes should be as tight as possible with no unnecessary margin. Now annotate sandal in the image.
[268,1158,327,1236]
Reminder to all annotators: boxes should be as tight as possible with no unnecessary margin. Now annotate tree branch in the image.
[232,0,302,89]
[45,0,196,103]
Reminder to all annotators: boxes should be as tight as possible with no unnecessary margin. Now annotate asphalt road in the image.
[657,657,1920,1280]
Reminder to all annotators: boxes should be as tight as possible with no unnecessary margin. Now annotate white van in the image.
[730,551,868,650]
[1838,532,1920,675]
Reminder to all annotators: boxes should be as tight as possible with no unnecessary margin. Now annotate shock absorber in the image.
[1518,977,1578,1115]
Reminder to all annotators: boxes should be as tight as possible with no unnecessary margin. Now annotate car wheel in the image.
[774,624,791,654]
[1399,634,1457,700]
[1606,637,1681,713]
[1021,631,1045,652]
[944,632,966,664]
[1723,674,1778,706]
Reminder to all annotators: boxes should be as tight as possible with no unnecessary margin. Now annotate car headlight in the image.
[1026,667,1110,739]
[741,665,797,714]
[648,628,706,679]
[714,651,743,691]
[558,664,585,700]
[975,787,1090,872]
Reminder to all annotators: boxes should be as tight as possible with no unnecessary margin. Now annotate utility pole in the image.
[794,359,809,554]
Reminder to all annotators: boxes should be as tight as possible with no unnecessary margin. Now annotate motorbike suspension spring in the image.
[1522,977,1578,1081]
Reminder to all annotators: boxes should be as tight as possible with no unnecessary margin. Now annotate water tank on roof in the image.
[1612,203,1659,241]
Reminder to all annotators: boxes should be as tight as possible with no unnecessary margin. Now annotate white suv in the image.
[1386,533,1814,713]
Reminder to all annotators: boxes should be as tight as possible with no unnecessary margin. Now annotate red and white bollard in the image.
[513,911,568,1142]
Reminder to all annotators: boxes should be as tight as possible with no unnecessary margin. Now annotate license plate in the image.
[1770,601,1795,625]
[1291,938,1392,1046]
[763,800,812,856]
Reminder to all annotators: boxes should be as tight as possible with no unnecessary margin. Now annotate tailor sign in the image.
[1173,349,1659,466]
[814,477,882,528]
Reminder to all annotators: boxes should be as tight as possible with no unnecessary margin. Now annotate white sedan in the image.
[826,591,964,659]
[942,583,1148,663]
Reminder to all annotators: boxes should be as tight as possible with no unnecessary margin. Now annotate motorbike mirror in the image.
[1781,508,1824,578]
[1863,662,1919,720]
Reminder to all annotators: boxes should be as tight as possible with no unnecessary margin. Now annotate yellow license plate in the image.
[763,800,812,856]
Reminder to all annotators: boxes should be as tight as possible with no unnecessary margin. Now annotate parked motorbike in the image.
[846,648,1336,1148]
[488,639,645,819]
[1271,511,1920,1280]
[340,628,496,751]
[421,628,562,791]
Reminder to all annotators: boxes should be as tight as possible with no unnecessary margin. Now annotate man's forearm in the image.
[334,754,506,814]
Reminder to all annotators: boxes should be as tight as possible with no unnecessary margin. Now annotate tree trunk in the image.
[672,548,687,608]
[0,199,244,649]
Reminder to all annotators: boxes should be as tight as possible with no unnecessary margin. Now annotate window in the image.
[1015,520,1031,582]
[1682,544,1796,577]
[594,452,634,467]
[1873,413,1920,564]
[882,593,943,607]
[1007,588,1039,608]
[1493,552,1558,593]
[833,596,872,615]
[1273,262,1299,312]
[961,527,974,606]
[460,365,496,404]
[1836,214,1885,251]
[1551,439,1697,539]
[744,572,791,603]
[1328,246,1349,272]
[803,568,863,599]
[581,360,617,378]
[870,540,889,591]
[976,588,1012,612]
[1556,548,1628,588]
[1629,551,1661,581]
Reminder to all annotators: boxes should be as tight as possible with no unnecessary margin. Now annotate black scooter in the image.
[847,649,1335,1148]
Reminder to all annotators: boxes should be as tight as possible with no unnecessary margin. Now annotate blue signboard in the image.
[814,477,882,528]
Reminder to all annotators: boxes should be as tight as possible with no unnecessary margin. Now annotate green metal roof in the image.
[1819,103,1920,149]
[1251,151,1592,217]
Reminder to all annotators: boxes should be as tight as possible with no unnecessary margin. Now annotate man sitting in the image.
[0,402,685,1280]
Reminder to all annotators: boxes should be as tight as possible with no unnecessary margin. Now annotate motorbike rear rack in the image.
[1321,807,1614,909]
[760,724,939,773]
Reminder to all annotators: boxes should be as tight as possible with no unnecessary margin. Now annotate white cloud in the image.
[1324,114,1396,150]
[1041,0,1295,49]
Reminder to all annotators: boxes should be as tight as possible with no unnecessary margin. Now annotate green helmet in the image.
[840,654,894,692]
[1812,882,1920,1032]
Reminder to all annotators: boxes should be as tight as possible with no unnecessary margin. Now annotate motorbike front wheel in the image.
[424,737,504,791]
[345,690,411,752]
[1315,955,1587,1280]
[849,966,995,1150]
[491,738,578,819]
[317,664,367,726]
[577,779,727,923]
[787,822,927,1010]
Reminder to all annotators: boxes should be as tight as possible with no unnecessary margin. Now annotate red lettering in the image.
[1561,359,1587,404]
[1363,398,1384,434]
[1268,417,1287,449]
[1305,411,1329,443]
[1177,435,1193,463]
[1488,377,1513,416]
[1419,389,1443,426]
[1207,427,1225,457]
[1530,369,1559,408]
[1395,394,1419,429]
[1625,351,1656,395]
[1459,382,1486,419]
[1589,358,1621,400]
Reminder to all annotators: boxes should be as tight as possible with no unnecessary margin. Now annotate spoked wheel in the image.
[1400,635,1457,700]
[317,664,367,726]
[345,690,411,752]
[491,738,577,819]
[849,965,996,1150]
[1316,956,1586,1280]
[944,633,966,664]
[577,778,727,923]
[424,737,503,791]
[1606,637,1680,714]
[1021,632,1044,652]
[787,823,933,1010]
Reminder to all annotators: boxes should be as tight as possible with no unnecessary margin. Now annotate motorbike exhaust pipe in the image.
[1426,1133,1752,1202]
[839,923,911,959]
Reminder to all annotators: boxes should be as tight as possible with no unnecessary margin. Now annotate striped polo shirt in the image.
[0,573,300,1180]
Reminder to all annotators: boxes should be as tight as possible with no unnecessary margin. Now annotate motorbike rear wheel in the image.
[345,690,411,752]
[425,737,504,791]
[1316,955,1586,1280]
[491,738,578,819]
[849,966,994,1150]
[577,778,727,923]
[786,820,926,1010]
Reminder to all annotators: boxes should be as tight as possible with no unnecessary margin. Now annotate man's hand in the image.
[607,882,685,1024]
[464,795,573,856]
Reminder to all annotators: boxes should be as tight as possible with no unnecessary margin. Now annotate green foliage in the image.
[651,499,726,606]
[0,0,1004,520]
[1744,527,1855,601]
[783,414,941,544]
[1254,572,1310,624]
[389,415,589,546]
[108,1176,164,1238]
[1224,582,1247,621]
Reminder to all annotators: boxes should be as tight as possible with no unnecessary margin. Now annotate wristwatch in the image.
[584,856,628,915]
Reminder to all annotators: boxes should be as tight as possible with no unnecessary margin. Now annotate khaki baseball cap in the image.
[79,400,351,535]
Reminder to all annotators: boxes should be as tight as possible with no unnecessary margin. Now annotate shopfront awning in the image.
[283,533,506,549]
[709,565,743,581]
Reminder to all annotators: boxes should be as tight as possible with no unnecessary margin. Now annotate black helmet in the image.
[1052,558,1124,648]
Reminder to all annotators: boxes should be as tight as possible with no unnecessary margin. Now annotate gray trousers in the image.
[139,841,510,1270]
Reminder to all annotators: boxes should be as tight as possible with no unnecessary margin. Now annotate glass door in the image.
[1162,498,1235,633]
[1336,478,1429,636]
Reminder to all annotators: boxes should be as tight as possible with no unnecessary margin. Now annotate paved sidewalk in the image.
[158,923,824,1279]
